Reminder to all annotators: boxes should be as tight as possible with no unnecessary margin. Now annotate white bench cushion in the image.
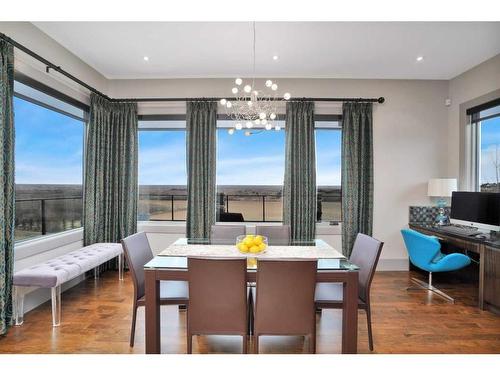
[13,243,123,288]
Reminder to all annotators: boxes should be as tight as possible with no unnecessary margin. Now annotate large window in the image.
[138,121,187,221]
[316,123,342,222]
[216,120,286,222]
[14,81,85,242]
[471,101,500,192]
[216,118,342,223]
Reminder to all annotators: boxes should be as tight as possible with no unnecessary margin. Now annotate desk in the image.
[143,239,360,354]
[409,224,500,314]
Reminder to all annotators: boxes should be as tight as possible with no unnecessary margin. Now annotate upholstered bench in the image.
[13,243,124,327]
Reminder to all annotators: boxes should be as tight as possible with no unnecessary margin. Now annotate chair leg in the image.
[118,254,124,281]
[14,286,25,326]
[366,306,374,351]
[407,272,454,303]
[94,266,99,279]
[247,288,253,336]
[242,335,248,354]
[254,335,260,354]
[51,286,61,327]
[187,335,193,354]
[129,301,138,347]
[309,313,317,354]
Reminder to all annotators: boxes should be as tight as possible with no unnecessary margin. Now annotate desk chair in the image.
[400,228,471,303]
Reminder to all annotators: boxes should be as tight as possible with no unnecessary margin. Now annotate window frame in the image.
[469,100,500,192]
[13,76,88,243]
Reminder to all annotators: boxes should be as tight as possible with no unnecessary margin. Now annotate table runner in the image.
[159,238,345,259]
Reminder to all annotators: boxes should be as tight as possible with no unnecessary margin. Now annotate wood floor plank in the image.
[1,270,499,354]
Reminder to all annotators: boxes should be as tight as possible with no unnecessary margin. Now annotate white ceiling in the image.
[33,22,500,80]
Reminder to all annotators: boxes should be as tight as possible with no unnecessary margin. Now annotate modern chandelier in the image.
[220,22,291,136]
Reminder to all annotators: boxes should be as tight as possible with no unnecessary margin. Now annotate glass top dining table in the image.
[143,237,360,354]
[144,238,359,271]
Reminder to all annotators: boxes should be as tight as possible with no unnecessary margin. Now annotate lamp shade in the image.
[427,178,457,197]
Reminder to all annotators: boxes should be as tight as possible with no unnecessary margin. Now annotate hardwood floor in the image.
[1,270,499,354]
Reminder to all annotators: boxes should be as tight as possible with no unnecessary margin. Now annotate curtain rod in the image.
[1,32,385,105]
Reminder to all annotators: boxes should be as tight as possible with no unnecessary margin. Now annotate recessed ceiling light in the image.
[143,56,149,61]
[273,55,279,61]
[416,56,424,62]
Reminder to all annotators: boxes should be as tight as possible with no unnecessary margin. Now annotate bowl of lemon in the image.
[236,234,268,255]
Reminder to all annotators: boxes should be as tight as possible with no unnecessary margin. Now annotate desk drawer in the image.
[484,246,500,310]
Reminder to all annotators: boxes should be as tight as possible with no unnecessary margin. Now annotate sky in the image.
[480,116,500,184]
[138,127,341,186]
[14,97,84,185]
[15,95,346,188]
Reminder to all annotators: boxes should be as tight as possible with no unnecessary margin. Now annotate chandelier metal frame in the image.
[220,22,291,136]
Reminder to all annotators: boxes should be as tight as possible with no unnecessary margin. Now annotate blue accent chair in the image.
[401,228,471,302]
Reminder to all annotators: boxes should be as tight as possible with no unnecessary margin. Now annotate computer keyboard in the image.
[439,225,479,236]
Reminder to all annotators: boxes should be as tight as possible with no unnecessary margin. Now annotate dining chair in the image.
[187,257,248,354]
[255,225,291,245]
[121,232,189,347]
[210,224,246,244]
[253,259,317,353]
[314,233,383,351]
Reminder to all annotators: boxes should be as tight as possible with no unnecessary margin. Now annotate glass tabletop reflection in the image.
[145,237,359,271]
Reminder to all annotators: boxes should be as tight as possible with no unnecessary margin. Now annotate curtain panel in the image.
[83,94,138,245]
[186,101,217,239]
[341,102,374,257]
[0,40,15,335]
[283,101,317,241]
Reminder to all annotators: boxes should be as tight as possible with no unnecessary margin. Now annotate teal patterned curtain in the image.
[84,94,138,245]
[283,101,316,241]
[186,101,217,239]
[0,40,15,335]
[342,102,373,256]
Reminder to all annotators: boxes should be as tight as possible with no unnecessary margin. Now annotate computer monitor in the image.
[450,191,500,232]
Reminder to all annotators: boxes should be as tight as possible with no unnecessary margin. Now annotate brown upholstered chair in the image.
[255,225,291,245]
[253,259,317,353]
[210,224,246,244]
[121,232,189,347]
[315,233,383,351]
[187,257,248,354]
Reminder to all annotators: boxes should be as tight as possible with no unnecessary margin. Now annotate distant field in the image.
[15,184,341,242]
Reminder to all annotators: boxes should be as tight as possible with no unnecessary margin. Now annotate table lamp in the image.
[428,178,457,225]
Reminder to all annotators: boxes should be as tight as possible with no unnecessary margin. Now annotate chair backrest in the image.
[348,233,384,303]
[121,232,154,301]
[400,229,441,271]
[255,225,291,245]
[254,259,317,335]
[210,225,246,244]
[188,258,248,334]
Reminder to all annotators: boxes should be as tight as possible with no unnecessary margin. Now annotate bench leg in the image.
[94,266,99,279]
[118,253,124,281]
[14,286,25,326]
[51,286,62,327]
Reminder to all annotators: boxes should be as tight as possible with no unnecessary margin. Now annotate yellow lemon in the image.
[255,235,263,242]
[238,243,249,253]
[249,246,260,253]
[254,237,263,246]
[258,243,266,251]
[243,238,254,247]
